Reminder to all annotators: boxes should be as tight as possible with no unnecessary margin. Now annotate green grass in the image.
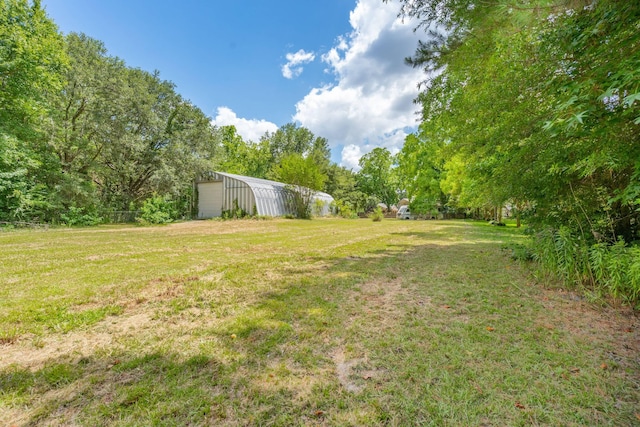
[1,218,638,426]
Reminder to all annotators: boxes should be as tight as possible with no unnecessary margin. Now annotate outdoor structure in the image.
[197,171,333,218]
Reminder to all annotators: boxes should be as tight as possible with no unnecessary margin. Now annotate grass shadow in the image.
[1,220,637,426]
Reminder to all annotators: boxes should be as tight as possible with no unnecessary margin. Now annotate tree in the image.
[97,67,217,211]
[0,134,49,220]
[0,0,67,139]
[389,0,640,301]
[265,123,315,163]
[396,131,445,214]
[394,0,639,241]
[271,153,326,219]
[0,0,67,221]
[217,125,271,179]
[357,147,399,209]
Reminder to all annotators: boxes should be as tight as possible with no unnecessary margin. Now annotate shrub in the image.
[313,199,327,217]
[221,199,248,219]
[136,194,176,224]
[369,206,384,222]
[333,200,358,219]
[60,206,103,226]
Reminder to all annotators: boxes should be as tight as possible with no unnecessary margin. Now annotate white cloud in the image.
[281,49,316,79]
[211,107,278,142]
[293,0,425,168]
[341,144,363,170]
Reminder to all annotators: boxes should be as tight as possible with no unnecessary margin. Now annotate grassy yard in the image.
[1,218,638,426]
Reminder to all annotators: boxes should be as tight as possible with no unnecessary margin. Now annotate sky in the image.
[42,0,427,170]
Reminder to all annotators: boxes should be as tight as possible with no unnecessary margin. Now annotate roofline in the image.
[197,171,333,199]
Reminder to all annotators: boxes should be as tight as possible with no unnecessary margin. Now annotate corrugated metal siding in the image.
[312,192,334,216]
[197,171,334,217]
[222,175,256,215]
[216,172,290,216]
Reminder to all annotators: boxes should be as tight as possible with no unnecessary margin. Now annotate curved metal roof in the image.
[199,171,333,217]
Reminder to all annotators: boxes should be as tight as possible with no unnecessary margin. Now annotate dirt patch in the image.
[347,279,410,322]
[538,288,640,368]
[332,347,366,394]
[332,279,406,394]
[332,347,384,394]
[0,312,153,370]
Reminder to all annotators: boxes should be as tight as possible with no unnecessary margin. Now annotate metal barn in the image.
[197,172,333,218]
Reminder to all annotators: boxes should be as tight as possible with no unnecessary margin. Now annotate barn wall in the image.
[222,176,256,215]
[253,186,289,216]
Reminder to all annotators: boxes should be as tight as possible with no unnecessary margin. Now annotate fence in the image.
[105,211,140,223]
[0,221,50,230]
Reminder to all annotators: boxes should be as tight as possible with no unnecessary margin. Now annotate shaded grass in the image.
[1,219,638,426]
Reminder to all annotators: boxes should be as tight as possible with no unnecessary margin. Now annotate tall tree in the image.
[357,147,399,209]
[0,0,67,221]
[217,125,271,179]
[396,130,445,213]
[264,122,315,163]
[0,0,67,139]
[43,33,125,212]
[97,67,213,210]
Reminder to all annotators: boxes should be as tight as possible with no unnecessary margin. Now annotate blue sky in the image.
[42,0,426,169]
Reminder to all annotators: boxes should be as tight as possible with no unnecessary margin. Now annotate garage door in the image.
[198,181,223,218]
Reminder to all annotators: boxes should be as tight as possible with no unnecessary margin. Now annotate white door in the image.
[198,182,224,218]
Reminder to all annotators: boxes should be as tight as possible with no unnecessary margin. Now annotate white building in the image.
[197,172,333,218]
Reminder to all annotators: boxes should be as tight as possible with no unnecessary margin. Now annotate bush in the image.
[333,200,358,219]
[369,206,384,222]
[221,199,248,219]
[313,199,327,217]
[136,194,176,224]
[60,206,103,226]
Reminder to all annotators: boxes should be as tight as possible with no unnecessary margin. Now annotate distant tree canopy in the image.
[357,148,400,210]
[0,1,374,223]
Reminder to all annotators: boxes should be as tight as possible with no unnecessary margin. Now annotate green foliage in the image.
[369,206,384,222]
[357,147,400,209]
[0,0,67,139]
[332,200,358,219]
[395,0,640,297]
[272,154,327,219]
[266,122,316,163]
[60,206,103,226]
[531,228,640,304]
[397,132,445,213]
[221,199,248,219]
[217,126,272,178]
[136,194,177,224]
[0,134,49,221]
[312,198,327,217]
[0,0,68,222]
[325,165,371,215]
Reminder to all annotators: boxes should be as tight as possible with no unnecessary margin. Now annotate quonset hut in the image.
[197,171,333,218]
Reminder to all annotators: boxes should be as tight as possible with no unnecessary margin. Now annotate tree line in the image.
[390,0,639,303]
[1,0,398,224]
